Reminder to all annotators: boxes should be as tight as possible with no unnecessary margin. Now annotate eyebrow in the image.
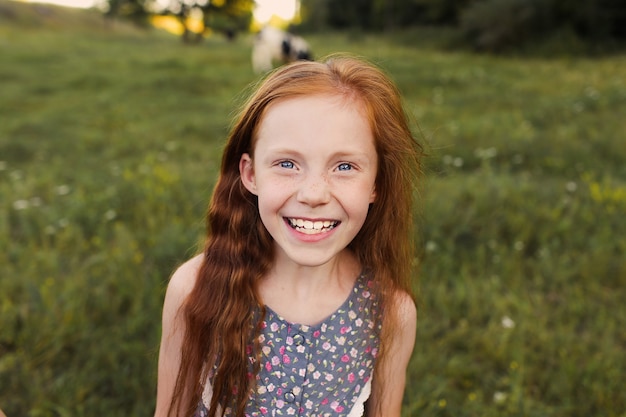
[263,148,374,160]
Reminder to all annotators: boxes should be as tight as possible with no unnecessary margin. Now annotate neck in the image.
[258,249,361,325]
[268,249,359,291]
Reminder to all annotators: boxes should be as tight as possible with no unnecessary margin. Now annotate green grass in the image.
[1,2,625,416]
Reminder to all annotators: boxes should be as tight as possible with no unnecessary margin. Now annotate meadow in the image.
[1,2,625,416]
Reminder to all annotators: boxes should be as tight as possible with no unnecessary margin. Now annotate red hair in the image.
[169,55,423,417]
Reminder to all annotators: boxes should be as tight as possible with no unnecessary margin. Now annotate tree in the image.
[300,0,475,31]
[104,0,253,42]
[460,0,626,52]
[168,0,253,42]
[102,0,150,25]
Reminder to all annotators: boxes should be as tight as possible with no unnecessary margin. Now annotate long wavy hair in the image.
[168,55,423,417]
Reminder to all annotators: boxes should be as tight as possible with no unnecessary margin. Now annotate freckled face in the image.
[239,94,378,268]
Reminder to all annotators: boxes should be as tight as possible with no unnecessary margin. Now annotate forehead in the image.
[266,92,366,118]
[254,94,372,147]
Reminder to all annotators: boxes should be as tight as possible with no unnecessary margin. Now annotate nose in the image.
[296,171,331,207]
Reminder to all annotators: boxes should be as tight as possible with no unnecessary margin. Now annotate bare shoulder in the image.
[166,254,204,300]
[388,289,417,359]
[161,254,204,323]
[393,289,417,329]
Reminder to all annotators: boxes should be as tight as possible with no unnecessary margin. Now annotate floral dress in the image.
[196,272,382,417]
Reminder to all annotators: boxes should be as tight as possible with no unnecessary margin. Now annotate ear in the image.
[369,187,377,203]
[239,153,258,195]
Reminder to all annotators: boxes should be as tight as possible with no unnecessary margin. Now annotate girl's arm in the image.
[368,291,417,417]
[154,255,203,417]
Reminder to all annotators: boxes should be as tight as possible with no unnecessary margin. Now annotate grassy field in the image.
[1,1,625,416]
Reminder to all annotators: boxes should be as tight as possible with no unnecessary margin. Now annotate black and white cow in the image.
[252,26,312,73]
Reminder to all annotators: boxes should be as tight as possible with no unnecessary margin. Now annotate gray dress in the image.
[196,272,382,417]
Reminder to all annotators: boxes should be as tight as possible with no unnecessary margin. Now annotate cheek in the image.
[345,183,377,212]
[255,184,289,215]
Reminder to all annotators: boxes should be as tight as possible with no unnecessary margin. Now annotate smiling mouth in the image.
[286,218,339,235]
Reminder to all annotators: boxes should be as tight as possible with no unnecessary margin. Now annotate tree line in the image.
[299,0,626,51]
[105,0,625,51]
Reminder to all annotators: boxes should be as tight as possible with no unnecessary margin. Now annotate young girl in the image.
[155,55,423,417]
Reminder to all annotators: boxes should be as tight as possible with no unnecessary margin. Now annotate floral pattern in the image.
[196,273,381,417]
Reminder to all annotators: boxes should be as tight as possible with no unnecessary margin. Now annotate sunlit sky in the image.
[22,0,297,24]
[24,0,93,7]
[254,0,296,23]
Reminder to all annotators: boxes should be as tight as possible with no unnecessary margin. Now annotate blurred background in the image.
[0,0,625,416]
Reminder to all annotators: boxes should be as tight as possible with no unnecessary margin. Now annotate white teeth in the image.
[288,218,337,234]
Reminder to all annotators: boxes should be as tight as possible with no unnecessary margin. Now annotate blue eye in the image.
[337,163,353,171]
[279,160,295,169]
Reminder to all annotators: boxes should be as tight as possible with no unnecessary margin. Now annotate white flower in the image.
[493,391,508,404]
[501,316,515,329]
[475,147,497,160]
[104,209,117,221]
[10,170,22,181]
[12,200,29,210]
[56,185,71,196]
[565,181,577,192]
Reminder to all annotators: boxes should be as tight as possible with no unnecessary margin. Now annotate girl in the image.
[155,55,423,417]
